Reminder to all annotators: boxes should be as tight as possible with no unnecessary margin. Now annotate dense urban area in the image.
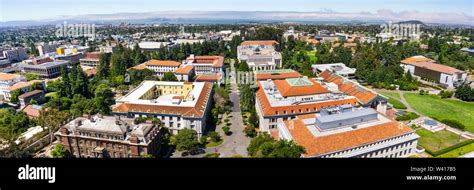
[0,22,473,158]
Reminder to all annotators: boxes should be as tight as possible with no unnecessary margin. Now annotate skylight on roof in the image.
[286,77,313,87]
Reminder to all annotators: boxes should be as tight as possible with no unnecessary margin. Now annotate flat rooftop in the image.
[116,81,204,107]
[279,108,414,157]
[312,63,356,75]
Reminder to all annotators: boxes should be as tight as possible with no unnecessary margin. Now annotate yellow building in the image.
[56,47,65,55]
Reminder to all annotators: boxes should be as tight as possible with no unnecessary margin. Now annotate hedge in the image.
[425,139,474,157]
[442,119,466,130]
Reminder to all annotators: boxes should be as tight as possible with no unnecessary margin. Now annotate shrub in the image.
[418,90,429,95]
[442,119,466,130]
[134,117,147,124]
[395,112,419,121]
[244,125,257,137]
[224,118,230,123]
[438,90,454,99]
[208,131,221,142]
[222,126,231,135]
[426,140,473,157]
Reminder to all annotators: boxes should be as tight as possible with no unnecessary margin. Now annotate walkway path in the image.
[210,59,250,157]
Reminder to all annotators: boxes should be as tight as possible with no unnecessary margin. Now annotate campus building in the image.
[141,60,182,78]
[275,106,419,158]
[112,81,213,137]
[400,56,467,88]
[312,63,356,79]
[183,55,225,85]
[2,47,28,62]
[55,115,162,158]
[0,79,44,101]
[255,70,387,133]
[21,60,70,78]
[237,41,282,71]
[79,52,101,67]
[0,73,26,101]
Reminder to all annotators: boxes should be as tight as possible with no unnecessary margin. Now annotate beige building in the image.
[237,41,282,71]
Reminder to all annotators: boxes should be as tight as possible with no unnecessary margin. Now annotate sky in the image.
[0,0,472,22]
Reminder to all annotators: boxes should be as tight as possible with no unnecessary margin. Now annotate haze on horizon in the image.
[0,0,473,25]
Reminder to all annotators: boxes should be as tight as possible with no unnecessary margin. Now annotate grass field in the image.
[404,93,474,133]
[416,129,467,152]
[379,91,407,109]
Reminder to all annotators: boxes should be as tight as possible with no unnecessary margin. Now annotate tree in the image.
[0,108,33,140]
[30,82,44,91]
[58,65,71,97]
[117,85,129,95]
[10,89,24,104]
[238,60,250,72]
[243,125,257,138]
[129,68,155,85]
[37,108,71,147]
[208,131,221,142]
[97,53,111,79]
[247,133,305,158]
[171,129,199,152]
[162,72,178,81]
[51,144,69,158]
[25,74,41,81]
[455,83,474,101]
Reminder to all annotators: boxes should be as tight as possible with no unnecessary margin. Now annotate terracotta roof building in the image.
[183,54,224,84]
[256,70,388,133]
[318,70,385,108]
[0,73,26,101]
[400,55,467,88]
[0,80,45,101]
[143,60,182,79]
[255,69,302,80]
[255,75,359,132]
[276,106,419,158]
[112,81,213,136]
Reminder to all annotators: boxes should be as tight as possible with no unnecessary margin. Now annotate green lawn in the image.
[416,129,467,152]
[436,142,474,158]
[205,140,223,148]
[404,93,474,133]
[307,51,317,63]
[379,91,407,109]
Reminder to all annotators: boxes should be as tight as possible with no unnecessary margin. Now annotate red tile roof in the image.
[196,73,221,82]
[6,80,43,91]
[319,70,377,104]
[0,73,21,81]
[175,65,194,74]
[256,81,358,117]
[186,56,224,68]
[130,63,147,70]
[284,119,413,157]
[241,40,278,45]
[401,57,464,75]
[21,104,41,118]
[146,60,181,67]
